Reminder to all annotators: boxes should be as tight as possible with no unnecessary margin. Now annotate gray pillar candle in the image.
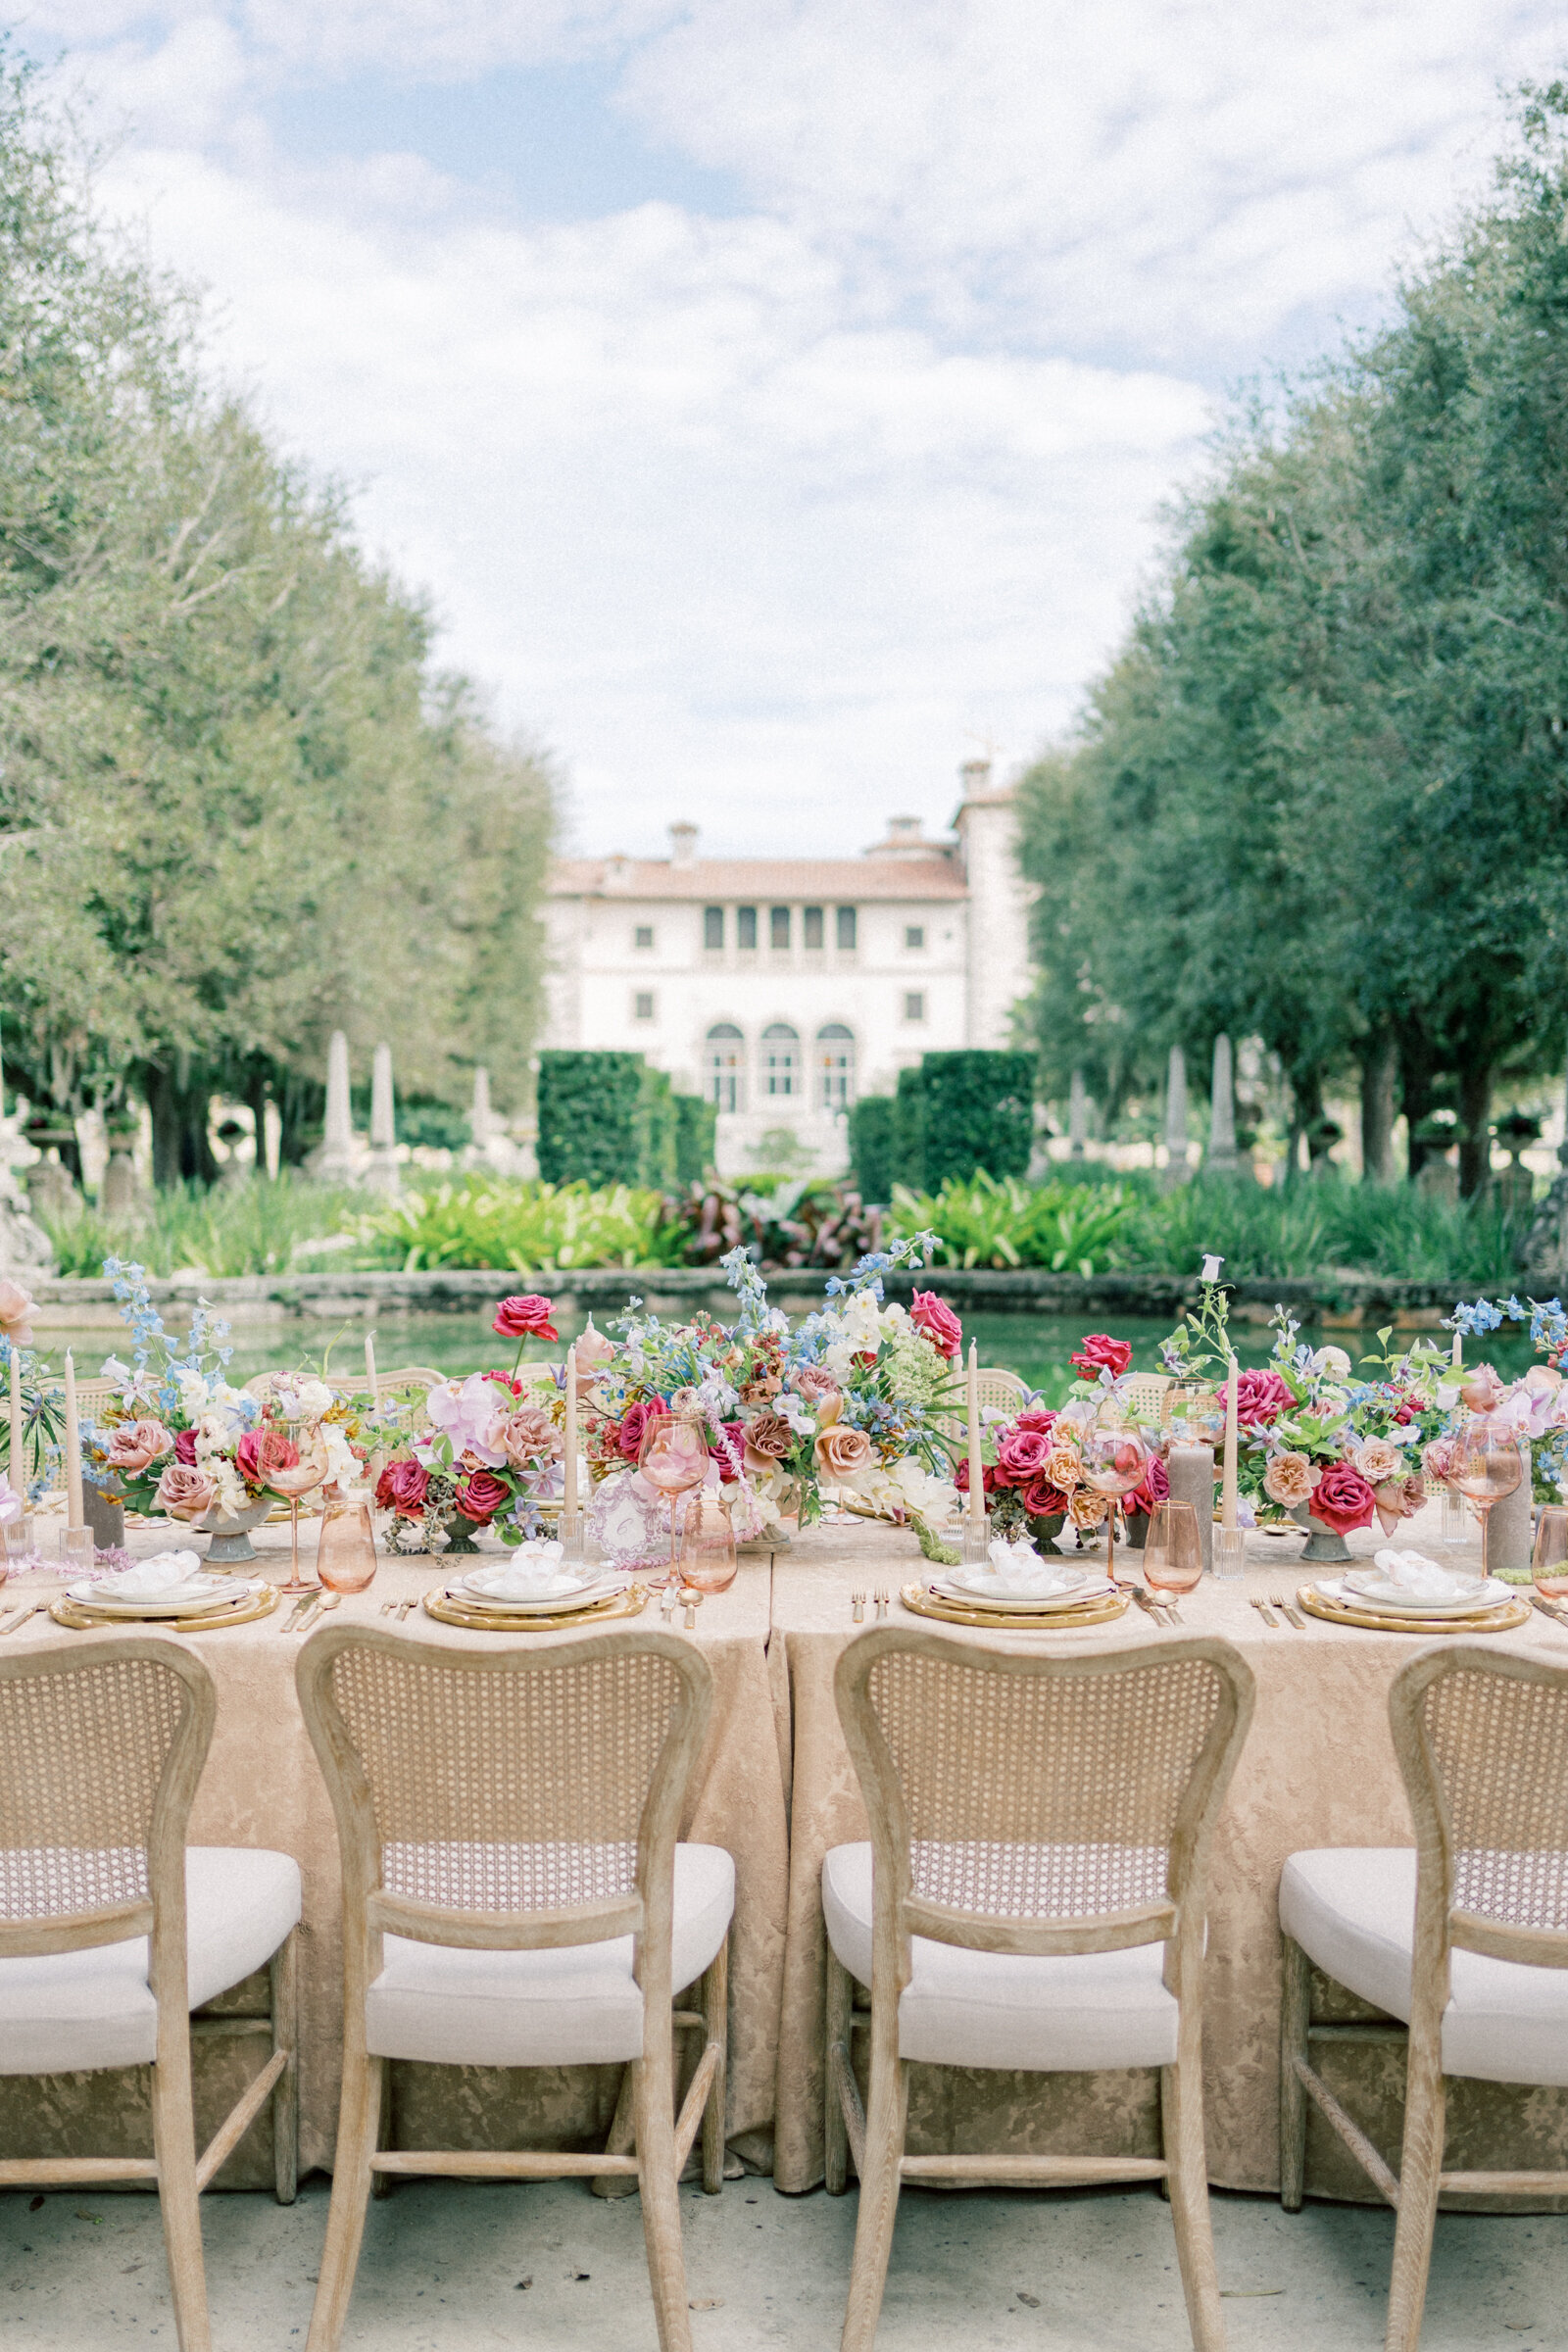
[1486,1472,1534,1582]
[1167,1444,1215,1575]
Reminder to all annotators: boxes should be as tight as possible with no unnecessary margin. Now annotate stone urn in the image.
[197,1494,274,1568]
[1291,1500,1351,1566]
[1026,1510,1067,1556]
[443,1513,482,1556]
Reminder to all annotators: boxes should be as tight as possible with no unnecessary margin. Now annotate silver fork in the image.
[873,1589,890,1622]
[851,1592,866,1623]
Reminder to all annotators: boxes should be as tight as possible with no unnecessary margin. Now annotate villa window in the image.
[704,906,724,950]
[836,906,858,951]
[707,1023,745,1112]
[633,992,656,1022]
[804,906,824,950]
[817,1023,856,1112]
[737,906,758,951]
[904,991,925,1023]
[905,925,924,950]
[634,925,655,950]
[770,906,791,950]
[761,1022,800,1099]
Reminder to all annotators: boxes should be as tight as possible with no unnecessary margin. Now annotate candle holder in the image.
[59,1525,95,1573]
[3,1516,34,1568]
[1212,1528,1246,1582]
[557,1506,587,1567]
[960,1513,992,1566]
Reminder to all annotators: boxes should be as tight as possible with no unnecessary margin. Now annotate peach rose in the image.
[1373,1474,1427,1535]
[0,1281,34,1348]
[1262,1451,1317,1508]
[1352,1440,1403,1486]
[106,1419,173,1474]
[1043,1444,1084,1494]
[1458,1365,1506,1415]
[743,1412,794,1476]
[493,1406,563,1468]
[155,1461,220,1522]
[814,1424,873,1482]
[1068,1489,1108,1529]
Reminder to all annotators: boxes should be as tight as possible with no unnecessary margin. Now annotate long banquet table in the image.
[7,1504,1568,2209]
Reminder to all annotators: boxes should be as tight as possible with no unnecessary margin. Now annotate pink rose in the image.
[1458,1365,1506,1415]
[375,1457,429,1516]
[105,1419,173,1475]
[491,1294,560,1343]
[235,1429,300,1490]
[743,1412,794,1463]
[954,1457,1000,1497]
[1123,1453,1170,1518]
[1310,1460,1378,1536]
[617,1396,669,1462]
[172,1428,198,1465]
[1422,1438,1458,1484]
[995,1410,1057,1484]
[493,1407,562,1469]
[155,1461,220,1522]
[1214,1368,1296,1427]
[1070,1333,1133,1380]
[0,1280,34,1348]
[789,1366,839,1406]
[909,1291,962,1359]
[453,1468,511,1524]
[1019,1472,1070,1519]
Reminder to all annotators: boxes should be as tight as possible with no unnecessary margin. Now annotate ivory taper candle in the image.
[1452,1330,1463,1370]
[564,1345,578,1519]
[966,1340,983,1528]
[64,1349,83,1530]
[364,1333,378,1418]
[8,1348,21,1501]
[1221,1355,1239,1533]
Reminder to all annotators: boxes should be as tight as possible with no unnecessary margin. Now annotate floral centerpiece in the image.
[959,1332,1168,1551]
[0,1277,62,1517]
[579,1238,964,1566]
[372,1293,566,1551]
[1443,1296,1568,1503]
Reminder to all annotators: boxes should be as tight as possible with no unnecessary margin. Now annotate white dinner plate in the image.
[1319,1573,1507,1618]
[67,1576,256,1618]
[934,1568,1113,1612]
[457,1567,621,1614]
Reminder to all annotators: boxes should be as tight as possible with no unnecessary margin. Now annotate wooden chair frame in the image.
[1280,1642,1568,2352]
[826,1626,1255,2352]
[0,1637,298,2352]
[296,1622,728,2352]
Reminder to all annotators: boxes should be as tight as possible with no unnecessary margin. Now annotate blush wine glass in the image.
[1079,1419,1152,1593]
[638,1415,711,1588]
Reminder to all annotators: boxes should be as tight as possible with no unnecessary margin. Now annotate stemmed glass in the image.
[270,1449,326,1594]
[1446,1416,1523,1584]
[1080,1418,1152,1594]
[638,1416,710,1589]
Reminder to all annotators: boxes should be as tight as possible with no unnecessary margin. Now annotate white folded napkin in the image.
[975,1538,1078,1597]
[479,1541,570,1599]
[1363,1547,1466,1600]
[105,1550,205,1597]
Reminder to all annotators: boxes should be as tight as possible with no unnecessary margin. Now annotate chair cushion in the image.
[822,1842,1179,2072]
[0,1846,302,2077]
[365,1842,735,2067]
[1280,1847,1568,2087]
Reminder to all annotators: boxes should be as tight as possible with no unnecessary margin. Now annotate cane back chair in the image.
[826,1627,1255,2352]
[0,1638,301,2352]
[1280,1644,1568,2351]
[296,1622,732,2352]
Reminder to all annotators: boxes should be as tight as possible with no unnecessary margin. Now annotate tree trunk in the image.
[246,1068,272,1180]
[1288,1069,1324,1183]
[1399,1036,1437,1181]
[1360,1032,1397,1184]
[145,1067,218,1189]
[275,1071,325,1169]
[1457,1055,1494,1200]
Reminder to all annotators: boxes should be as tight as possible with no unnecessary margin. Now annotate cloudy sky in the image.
[17,2,1565,853]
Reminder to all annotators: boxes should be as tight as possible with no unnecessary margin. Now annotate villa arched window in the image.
[816,1023,856,1112]
[760,1023,800,1100]
[707,1023,745,1113]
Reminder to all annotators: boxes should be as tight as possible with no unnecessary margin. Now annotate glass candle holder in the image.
[59,1525,95,1572]
[1212,1528,1247,1582]
[678,1494,737,1594]
[2,1516,34,1569]
[1533,1505,1568,1599]
[316,1496,377,1593]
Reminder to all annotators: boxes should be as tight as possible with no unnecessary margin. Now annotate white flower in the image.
[887,1455,958,1524]
[211,1460,247,1518]
[99,1355,130,1385]
[319,1425,360,1489]
[1310,1347,1353,1380]
[1200,1254,1224,1283]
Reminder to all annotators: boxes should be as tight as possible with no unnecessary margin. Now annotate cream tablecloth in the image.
[767,1511,1568,2208]
[0,1526,790,2186]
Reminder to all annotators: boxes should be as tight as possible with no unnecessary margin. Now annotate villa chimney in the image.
[958,757,992,795]
[668,822,698,866]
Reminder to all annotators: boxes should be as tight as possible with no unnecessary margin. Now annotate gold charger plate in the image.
[1297,1584,1532,1637]
[900,1582,1131,1631]
[49,1583,281,1633]
[423,1583,649,1633]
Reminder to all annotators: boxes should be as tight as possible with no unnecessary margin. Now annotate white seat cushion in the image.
[1281,1847,1568,2087]
[822,1842,1179,2072]
[0,1846,302,2077]
[365,1842,735,2067]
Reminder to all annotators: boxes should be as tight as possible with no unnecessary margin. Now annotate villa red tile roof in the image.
[549,856,968,901]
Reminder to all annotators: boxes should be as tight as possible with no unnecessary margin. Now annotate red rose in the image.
[236,1430,300,1490]
[173,1428,198,1465]
[708,1421,746,1475]
[453,1468,511,1524]
[1310,1460,1378,1535]
[1123,1453,1170,1518]
[491,1294,560,1343]
[995,1412,1057,1484]
[1070,1333,1133,1380]
[1019,1472,1070,1519]
[618,1396,669,1461]
[954,1457,1001,1496]
[375,1458,429,1516]
[1213,1367,1296,1428]
[909,1291,962,1360]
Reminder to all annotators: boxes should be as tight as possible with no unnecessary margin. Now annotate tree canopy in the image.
[0,56,554,1179]
[1018,81,1568,1194]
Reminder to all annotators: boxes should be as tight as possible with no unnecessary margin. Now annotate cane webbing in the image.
[0,1655,185,1925]
[1423,1667,1568,1935]
[329,1643,684,1914]
[865,1649,1222,1922]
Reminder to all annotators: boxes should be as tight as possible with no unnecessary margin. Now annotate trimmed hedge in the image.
[675,1093,717,1187]
[848,1095,897,1204]
[919,1050,1035,1185]
[537,1052,712,1188]
[893,1063,927,1193]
